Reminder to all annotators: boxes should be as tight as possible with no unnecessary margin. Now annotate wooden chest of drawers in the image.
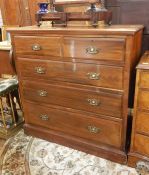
[9,25,143,164]
[128,51,149,167]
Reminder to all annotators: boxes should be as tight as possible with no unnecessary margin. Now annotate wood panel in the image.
[16,58,124,90]
[14,35,62,57]
[24,101,122,148]
[0,0,32,26]
[63,37,125,62]
[0,50,15,76]
[128,51,149,167]
[22,80,123,118]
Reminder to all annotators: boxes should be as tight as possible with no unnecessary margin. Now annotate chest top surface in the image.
[137,51,149,70]
[7,25,144,36]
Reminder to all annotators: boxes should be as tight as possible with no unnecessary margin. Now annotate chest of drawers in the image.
[128,51,149,167]
[9,25,143,164]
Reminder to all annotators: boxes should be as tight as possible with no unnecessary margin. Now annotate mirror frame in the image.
[54,0,99,5]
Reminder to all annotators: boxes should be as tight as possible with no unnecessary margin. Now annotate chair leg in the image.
[8,93,17,125]
[11,89,22,110]
[0,97,7,130]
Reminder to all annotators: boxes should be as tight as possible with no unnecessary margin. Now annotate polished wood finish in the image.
[138,90,149,110]
[14,36,62,57]
[24,101,122,148]
[9,25,143,164]
[16,58,124,90]
[0,50,14,76]
[63,37,125,61]
[135,111,149,135]
[133,134,149,156]
[0,0,32,26]
[128,51,149,167]
[22,81,122,118]
[36,10,112,27]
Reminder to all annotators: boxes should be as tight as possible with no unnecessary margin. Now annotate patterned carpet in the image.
[0,130,139,175]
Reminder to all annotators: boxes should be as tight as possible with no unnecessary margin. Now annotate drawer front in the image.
[138,90,149,110]
[63,37,125,61]
[17,58,123,90]
[139,71,149,89]
[14,36,62,57]
[22,81,122,118]
[24,102,122,148]
[134,134,149,156]
[136,111,149,135]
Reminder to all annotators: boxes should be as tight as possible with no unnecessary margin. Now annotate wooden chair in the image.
[0,33,23,139]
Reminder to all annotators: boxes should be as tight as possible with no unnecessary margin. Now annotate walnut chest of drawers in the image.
[9,25,143,164]
[128,51,149,167]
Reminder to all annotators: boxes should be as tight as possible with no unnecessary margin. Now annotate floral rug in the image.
[0,130,139,175]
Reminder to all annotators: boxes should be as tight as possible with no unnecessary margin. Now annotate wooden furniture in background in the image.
[0,0,50,26]
[106,0,149,53]
[9,25,143,164]
[0,42,23,139]
[128,52,149,169]
[0,42,14,76]
[0,0,32,26]
[0,77,21,139]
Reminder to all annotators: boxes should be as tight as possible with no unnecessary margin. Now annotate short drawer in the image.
[136,111,149,135]
[138,90,149,111]
[14,36,62,57]
[17,58,123,90]
[139,71,149,89]
[63,37,125,62]
[22,81,123,118]
[134,134,149,156]
[24,102,122,148]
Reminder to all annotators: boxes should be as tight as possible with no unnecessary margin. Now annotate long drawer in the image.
[22,81,122,118]
[24,102,122,148]
[14,36,62,57]
[63,37,126,62]
[17,58,124,90]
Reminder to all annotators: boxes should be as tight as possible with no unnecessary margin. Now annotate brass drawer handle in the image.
[86,46,99,54]
[35,67,46,74]
[38,90,48,97]
[40,114,49,121]
[32,44,41,51]
[87,72,100,80]
[87,99,100,106]
[87,125,101,134]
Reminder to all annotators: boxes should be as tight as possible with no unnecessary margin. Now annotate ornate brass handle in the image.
[32,44,41,51]
[38,90,48,97]
[87,125,101,134]
[87,72,100,80]
[40,114,49,121]
[35,67,46,74]
[87,99,100,106]
[86,46,99,54]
